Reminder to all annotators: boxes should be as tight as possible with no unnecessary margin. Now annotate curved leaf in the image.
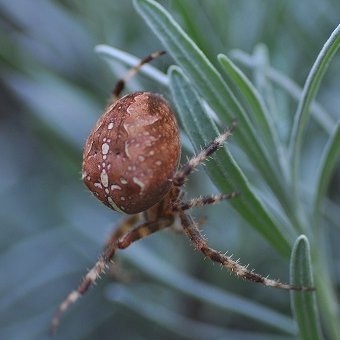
[169,66,292,256]
[94,44,169,87]
[230,49,335,135]
[313,123,340,225]
[289,24,340,190]
[290,235,322,340]
[218,54,284,171]
[133,0,287,202]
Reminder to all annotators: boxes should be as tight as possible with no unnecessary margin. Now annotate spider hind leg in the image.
[179,211,314,291]
[117,218,173,249]
[50,213,175,333]
[50,215,139,334]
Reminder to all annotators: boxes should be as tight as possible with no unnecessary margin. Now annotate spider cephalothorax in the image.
[50,51,313,333]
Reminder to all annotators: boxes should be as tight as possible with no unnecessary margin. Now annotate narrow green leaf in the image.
[169,66,291,256]
[290,235,322,340]
[230,49,335,135]
[251,45,281,127]
[94,44,169,87]
[133,0,286,199]
[313,123,340,225]
[289,24,340,190]
[218,54,283,165]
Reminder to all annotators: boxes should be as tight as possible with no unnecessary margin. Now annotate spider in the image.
[50,51,312,333]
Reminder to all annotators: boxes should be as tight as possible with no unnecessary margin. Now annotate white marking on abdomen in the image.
[107,196,124,213]
[100,169,109,187]
[102,143,109,155]
[133,177,145,195]
[124,141,131,159]
[94,183,103,189]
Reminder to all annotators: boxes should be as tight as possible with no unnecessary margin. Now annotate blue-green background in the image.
[1,1,339,339]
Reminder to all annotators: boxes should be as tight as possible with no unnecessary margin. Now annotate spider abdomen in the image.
[82,92,180,214]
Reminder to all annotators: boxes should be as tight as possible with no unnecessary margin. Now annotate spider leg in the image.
[104,215,142,283]
[173,121,237,187]
[179,211,314,291]
[117,218,173,249]
[112,50,166,100]
[104,214,140,248]
[173,192,240,211]
[50,215,139,334]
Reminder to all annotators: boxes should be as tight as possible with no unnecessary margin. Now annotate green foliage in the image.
[289,25,340,207]
[313,123,340,225]
[1,0,339,339]
[290,236,322,340]
[169,66,291,256]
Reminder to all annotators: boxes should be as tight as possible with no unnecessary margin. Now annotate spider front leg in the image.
[179,211,314,291]
[173,192,240,211]
[50,214,139,334]
[173,121,237,187]
[112,50,165,101]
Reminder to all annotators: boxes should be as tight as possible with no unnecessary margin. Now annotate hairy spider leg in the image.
[112,50,166,101]
[104,214,140,248]
[117,218,174,249]
[50,215,139,334]
[170,120,313,292]
[173,121,237,187]
[179,211,314,291]
[51,51,168,333]
[173,192,240,211]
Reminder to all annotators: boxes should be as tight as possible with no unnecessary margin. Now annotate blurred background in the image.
[0,0,339,339]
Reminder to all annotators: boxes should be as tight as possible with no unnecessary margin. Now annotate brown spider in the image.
[50,51,312,333]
